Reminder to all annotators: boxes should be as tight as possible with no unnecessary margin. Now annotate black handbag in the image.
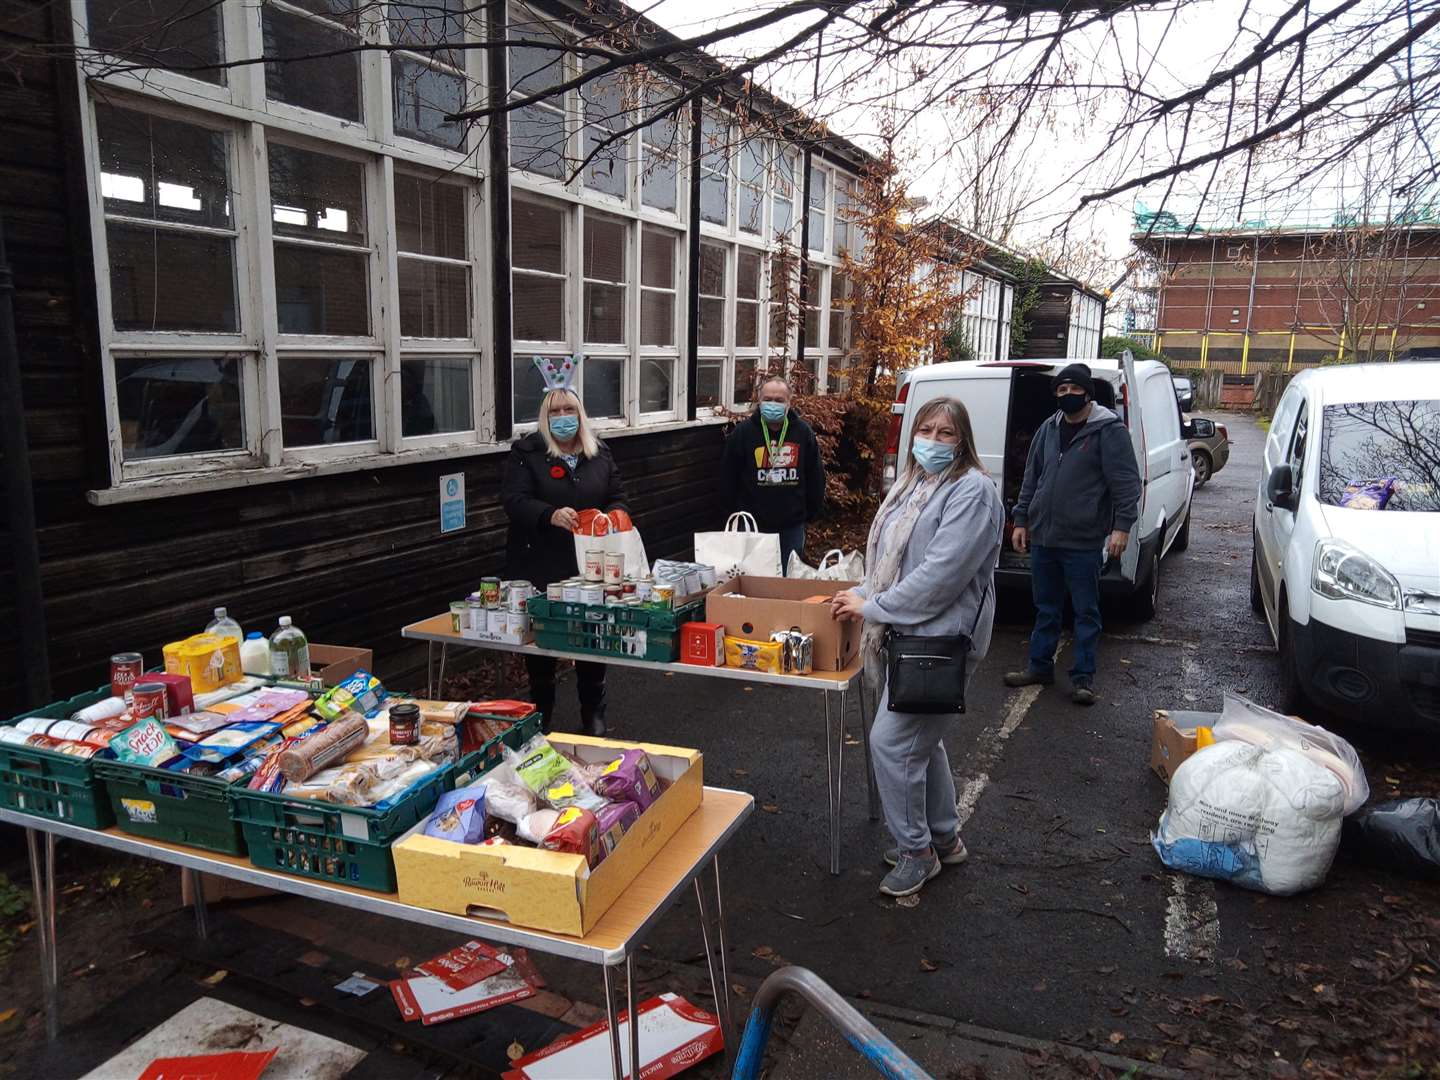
[884,586,990,715]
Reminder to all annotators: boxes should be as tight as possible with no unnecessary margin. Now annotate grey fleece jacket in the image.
[1011,403,1142,550]
[856,469,1004,660]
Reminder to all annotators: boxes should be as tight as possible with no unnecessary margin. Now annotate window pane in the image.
[96,105,230,228]
[695,359,721,409]
[700,172,728,226]
[735,300,758,348]
[389,0,463,54]
[584,283,625,343]
[733,356,757,403]
[805,306,819,347]
[274,246,370,335]
[698,297,725,348]
[740,142,765,185]
[115,354,242,459]
[641,228,675,287]
[584,215,627,282]
[829,310,843,349]
[395,175,466,258]
[512,273,564,341]
[808,165,827,208]
[510,25,566,94]
[263,5,362,121]
[392,57,466,150]
[512,353,546,423]
[641,151,678,211]
[807,206,824,252]
[584,356,623,418]
[108,226,237,332]
[737,250,761,299]
[772,197,792,238]
[582,127,628,197]
[738,184,762,235]
[641,291,673,347]
[640,356,672,412]
[511,104,567,179]
[268,143,367,246]
[512,198,564,273]
[401,355,472,435]
[279,355,374,445]
[775,150,796,198]
[701,116,728,171]
[698,243,726,298]
[88,0,224,83]
[399,258,469,337]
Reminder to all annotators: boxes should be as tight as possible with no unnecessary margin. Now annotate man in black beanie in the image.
[1004,362,1142,705]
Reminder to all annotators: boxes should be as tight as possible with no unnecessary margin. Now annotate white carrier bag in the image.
[694,512,782,579]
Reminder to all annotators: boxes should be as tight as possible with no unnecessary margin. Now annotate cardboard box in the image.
[393,735,703,936]
[310,644,374,687]
[704,576,860,672]
[1150,709,1217,782]
[679,622,724,667]
[180,871,276,906]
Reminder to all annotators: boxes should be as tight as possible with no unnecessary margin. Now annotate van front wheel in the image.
[1129,550,1160,621]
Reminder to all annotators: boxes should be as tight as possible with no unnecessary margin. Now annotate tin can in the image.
[487,607,508,633]
[508,609,531,635]
[449,602,467,633]
[698,565,717,589]
[479,576,502,608]
[131,681,169,721]
[603,551,625,586]
[547,582,565,601]
[388,701,420,746]
[580,584,604,606]
[583,549,605,583]
[604,591,623,607]
[110,653,144,701]
[622,581,636,596]
[562,580,582,603]
[634,577,653,602]
[509,580,533,602]
[650,584,675,610]
[467,597,485,631]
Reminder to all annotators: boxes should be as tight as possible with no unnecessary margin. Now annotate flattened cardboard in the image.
[704,575,860,671]
[310,644,374,687]
[393,735,703,936]
[1150,709,1217,782]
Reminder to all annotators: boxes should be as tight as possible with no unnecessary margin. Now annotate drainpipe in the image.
[1241,233,1260,375]
[0,209,53,707]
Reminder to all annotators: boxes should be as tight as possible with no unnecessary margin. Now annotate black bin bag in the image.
[1343,798,1440,880]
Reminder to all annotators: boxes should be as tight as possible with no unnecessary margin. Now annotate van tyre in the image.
[1276,602,1307,714]
[1130,550,1160,621]
[1192,450,1212,487]
[1172,507,1191,553]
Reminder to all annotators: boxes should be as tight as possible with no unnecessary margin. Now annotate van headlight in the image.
[1312,540,1401,609]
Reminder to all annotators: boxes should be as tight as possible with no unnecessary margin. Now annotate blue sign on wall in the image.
[440,473,466,533]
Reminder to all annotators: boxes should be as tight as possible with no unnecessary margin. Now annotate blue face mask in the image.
[759,401,788,423]
[549,414,579,441]
[912,437,956,474]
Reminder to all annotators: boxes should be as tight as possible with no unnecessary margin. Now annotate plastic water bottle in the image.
[240,632,271,676]
[206,606,244,643]
[269,616,311,680]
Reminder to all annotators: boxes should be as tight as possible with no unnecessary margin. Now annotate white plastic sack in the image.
[1152,739,1346,895]
[786,548,865,581]
[1213,692,1369,815]
[572,513,649,579]
[694,512,782,579]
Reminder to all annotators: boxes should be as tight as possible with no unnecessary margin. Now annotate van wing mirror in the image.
[1266,464,1297,510]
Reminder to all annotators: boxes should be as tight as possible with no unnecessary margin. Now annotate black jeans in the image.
[524,655,607,733]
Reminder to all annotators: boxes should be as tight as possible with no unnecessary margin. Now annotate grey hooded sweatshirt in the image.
[1011,403,1142,551]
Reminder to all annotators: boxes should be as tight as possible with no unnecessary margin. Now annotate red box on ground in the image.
[679,622,725,667]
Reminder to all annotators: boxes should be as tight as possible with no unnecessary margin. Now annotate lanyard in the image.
[761,415,789,463]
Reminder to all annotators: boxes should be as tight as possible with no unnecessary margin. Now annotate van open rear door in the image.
[1117,350,1144,585]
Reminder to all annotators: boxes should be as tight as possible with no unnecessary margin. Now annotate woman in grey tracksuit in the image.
[832,396,1003,898]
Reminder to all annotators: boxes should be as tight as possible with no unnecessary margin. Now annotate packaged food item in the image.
[182,721,283,765]
[480,836,512,847]
[314,671,387,721]
[518,808,561,844]
[71,696,129,724]
[485,817,517,842]
[277,712,368,782]
[163,633,242,694]
[483,763,540,824]
[109,717,180,767]
[110,653,144,700]
[146,672,196,716]
[680,622,725,667]
[388,701,420,746]
[480,577,503,607]
[542,777,609,813]
[425,785,488,844]
[604,551,625,586]
[594,749,662,811]
[130,682,169,721]
[0,730,102,757]
[540,807,601,867]
[505,734,606,811]
[724,636,784,674]
[165,711,235,739]
[595,800,640,859]
[401,699,470,724]
[770,629,815,674]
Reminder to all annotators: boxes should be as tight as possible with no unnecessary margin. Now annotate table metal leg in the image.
[426,641,435,698]
[26,828,58,1041]
[693,876,725,1045]
[602,962,624,1080]
[835,688,846,874]
[712,856,735,1048]
[626,954,639,1080]
[436,643,449,699]
[188,868,210,939]
[857,676,880,821]
[823,691,838,876]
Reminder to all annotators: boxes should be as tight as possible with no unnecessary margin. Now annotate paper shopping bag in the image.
[694,512,782,579]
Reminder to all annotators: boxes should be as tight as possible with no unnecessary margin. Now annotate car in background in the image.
[1172,375,1195,411]
[1251,362,1440,730]
[1186,416,1229,486]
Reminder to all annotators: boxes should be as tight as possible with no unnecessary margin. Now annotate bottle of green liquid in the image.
[268,616,311,680]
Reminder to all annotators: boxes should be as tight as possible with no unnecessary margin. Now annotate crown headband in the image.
[533,354,582,392]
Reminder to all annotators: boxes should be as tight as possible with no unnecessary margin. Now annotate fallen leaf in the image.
[1120,658,1132,665]
[731,769,749,777]
[1384,776,1401,785]
[105,875,121,888]
[743,687,754,692]
[753,946,775,960]
[919,958,938,972]
[200,970,228,987]
[761,804,780,814]
[894,894,920,909]
[299,997,316,1007]
[1096,965,1117,975]
[0,1009,16,1025]
[1109,1031,1126,1045]
[394,956,411,970]
[731,982,751,998]
[507,1041,525,1062]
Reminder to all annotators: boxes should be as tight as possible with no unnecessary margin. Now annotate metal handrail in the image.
[731,966,932,1080]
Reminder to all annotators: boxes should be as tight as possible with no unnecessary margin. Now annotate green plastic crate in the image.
[526,593,707,633]
[93,760,247,855]
[533,622,682,662]
[1,686,116,828]
[229,711,540,892]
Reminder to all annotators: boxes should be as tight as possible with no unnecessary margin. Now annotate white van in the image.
[883,354,1195,619]
[1251,363,1440,729]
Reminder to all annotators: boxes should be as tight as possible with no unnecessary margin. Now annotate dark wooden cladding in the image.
[0,2,732,714]
[1019,285,1075,359]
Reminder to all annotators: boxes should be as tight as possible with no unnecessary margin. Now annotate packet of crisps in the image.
[108,717,179,768]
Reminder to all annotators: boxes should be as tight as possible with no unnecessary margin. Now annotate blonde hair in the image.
[901,396,984,487]
[538,389,599,459]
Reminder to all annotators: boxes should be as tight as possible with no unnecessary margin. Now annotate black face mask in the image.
[1057,393,1088,415]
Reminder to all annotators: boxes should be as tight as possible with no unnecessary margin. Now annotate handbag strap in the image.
[885,579,991,646]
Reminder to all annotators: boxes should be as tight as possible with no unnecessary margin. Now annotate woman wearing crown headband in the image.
[501,357,631,736]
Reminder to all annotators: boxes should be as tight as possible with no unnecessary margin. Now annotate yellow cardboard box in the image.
[162,633,242,694]
[393,734,702,937]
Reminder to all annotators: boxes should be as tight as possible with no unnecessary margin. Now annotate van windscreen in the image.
[1319,400,1440,511]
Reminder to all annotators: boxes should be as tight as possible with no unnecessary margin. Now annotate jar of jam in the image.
[388,702,420,746]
